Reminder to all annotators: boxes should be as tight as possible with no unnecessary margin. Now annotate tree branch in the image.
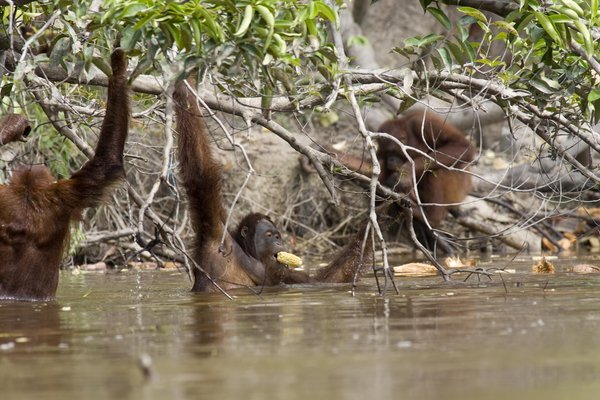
[439,0,517,17]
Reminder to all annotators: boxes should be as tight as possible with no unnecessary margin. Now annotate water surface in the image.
[2,258,600,400]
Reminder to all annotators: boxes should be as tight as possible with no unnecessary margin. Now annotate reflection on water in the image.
[3,259,600,399]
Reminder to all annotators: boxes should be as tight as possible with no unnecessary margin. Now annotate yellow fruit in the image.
[277,252,303,268]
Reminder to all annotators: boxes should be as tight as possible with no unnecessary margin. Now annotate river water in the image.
[2,257,600,400]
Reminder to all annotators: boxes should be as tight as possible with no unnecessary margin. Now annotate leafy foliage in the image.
[2,0,342,101]
[402,0,600,123]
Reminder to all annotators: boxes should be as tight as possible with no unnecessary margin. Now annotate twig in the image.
[17,10,61,65]
[137,83,176,244]
[326,0,397,295]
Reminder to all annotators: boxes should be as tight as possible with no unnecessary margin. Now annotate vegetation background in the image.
[1,0,599,275]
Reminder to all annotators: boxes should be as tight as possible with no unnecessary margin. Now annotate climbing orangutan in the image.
[0,48,130,301]
[299,110,475,252]
[376,110,476,250]
[174,81,371,292]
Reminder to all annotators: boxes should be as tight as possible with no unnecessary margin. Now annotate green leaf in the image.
[418,0,435,11]
[457,7,487,23]
[196,7,225,41]
[515,13,535,33]
[307,0,318,19]
[49,37,72,67]
[121,26,142,52]
[436,47,453,71]
[540,75,561,90]
[573,20,594,55]
[460,40,476,63]
[191,20,202,52]
[476,58,505,68]
[492,20,518,35]
[100,7,118,25]
[427,7,451,31]
[166,24,183,48]
[347,35,369,47]
[533,11,562,44]
[591,101,600,124]
[118,4,147,19]
[447,41,465,64]
[305,19,318,36]
[133,11,159,30]
[180,26,193,51]
[404,34,443,48]
[92,56,111,77]
[530,78,558,94]
[0,83,13,100]
[588,88,600,102]
[548,14,573,24]
[430,53,443,71]
[314,1,338,25]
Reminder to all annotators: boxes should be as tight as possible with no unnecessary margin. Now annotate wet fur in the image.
[377,110,475,227]
[175,82,371,292]
[0,49,130,301]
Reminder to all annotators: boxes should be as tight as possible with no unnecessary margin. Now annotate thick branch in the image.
[0,0,38,5]
[569,40,600,77]
[349,69,600,186]
[440,0,517,17]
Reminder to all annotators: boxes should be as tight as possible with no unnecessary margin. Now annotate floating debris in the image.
[138,353,156,381]
[393,263,438,277]
[128,261,159,270]
[571,264,600,274]
[444,256,477,269]
[162,261,180,270]
[532,257,555,274]
[393,257,478,277]
[80,262,108,272]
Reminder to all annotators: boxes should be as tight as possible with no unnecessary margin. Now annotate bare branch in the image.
[569,40,600,77]
[136,83,176,251]
[327,0,403,294]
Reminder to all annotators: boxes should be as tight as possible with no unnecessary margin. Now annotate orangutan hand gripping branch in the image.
[0,49,131,301]
[174,81,371,292]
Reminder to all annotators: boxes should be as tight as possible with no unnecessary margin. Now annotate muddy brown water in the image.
[2,257,600,400]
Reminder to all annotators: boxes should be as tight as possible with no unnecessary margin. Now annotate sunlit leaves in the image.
[400,0,600,122]
[533,11,562,45]
[456,6,487,23]
[5,0,342,101]
[492,21,518,36]
[99,0,340,98]
[588,88,600,122]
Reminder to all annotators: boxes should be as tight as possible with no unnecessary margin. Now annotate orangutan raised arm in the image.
[0,48,131,301]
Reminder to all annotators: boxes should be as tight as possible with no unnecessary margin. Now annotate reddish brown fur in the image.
[377,110,475,227]
[298,111,473,252]
[175,82,371,292]
[0,49,130,301]
[0,114,31,144]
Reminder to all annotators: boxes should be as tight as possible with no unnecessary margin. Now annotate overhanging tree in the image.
[1,0,599,290]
